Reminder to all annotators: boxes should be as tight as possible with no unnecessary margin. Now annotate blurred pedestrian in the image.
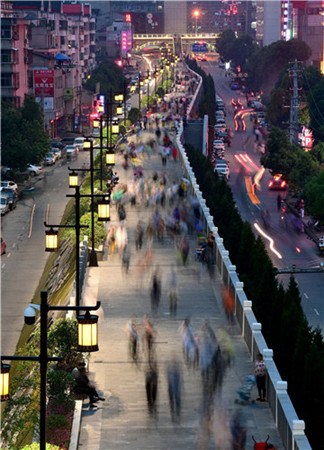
[135,220,144,251]
[150,268,161,316]
[125,317,139,362]
[122,245,131,276]
[169,265,178,318]
[230,409,247,450]
[145,362,158,415]
[143,314,156,363]
[167,358,183,420]
[179,318,199,368]
[107,225,116,255]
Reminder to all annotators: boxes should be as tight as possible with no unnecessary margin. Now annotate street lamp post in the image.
[1,291,101,450]
[83,138,98,267]
[193,9,200,36]
[44,185,88,306]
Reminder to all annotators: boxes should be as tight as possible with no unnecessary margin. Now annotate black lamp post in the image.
[44,185,88,306]
[1,291,101,450]
[138,72,142,112]
[83,138,98,267]
[93,116,104,191]
[146,69,150,110]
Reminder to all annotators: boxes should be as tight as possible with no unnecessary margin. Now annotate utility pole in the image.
[288,60,301,145]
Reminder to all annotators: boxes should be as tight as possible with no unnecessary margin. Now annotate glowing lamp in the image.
[69,170,79,188]
[45,228,58,252]
[0,364,10,402]
[77,311,99,352]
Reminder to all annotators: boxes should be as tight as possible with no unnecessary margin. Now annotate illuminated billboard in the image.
[121,30,132,55]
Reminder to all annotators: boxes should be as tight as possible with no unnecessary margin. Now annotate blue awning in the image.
[55,53,70,61]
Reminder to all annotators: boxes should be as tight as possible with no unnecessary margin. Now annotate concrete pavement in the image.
[77,127,283,449]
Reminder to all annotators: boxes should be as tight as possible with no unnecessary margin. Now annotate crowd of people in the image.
[79,65,273,449]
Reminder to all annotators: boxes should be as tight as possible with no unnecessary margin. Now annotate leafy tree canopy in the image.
[84,60,127,97]
[247,39,312,93]
[1,97,49,170]
[304,171,324,222]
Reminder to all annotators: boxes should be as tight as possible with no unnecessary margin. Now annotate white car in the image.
[74,137,86,150]
[28,164,43,176]
[213,140,225,150]
[1,180,18,192]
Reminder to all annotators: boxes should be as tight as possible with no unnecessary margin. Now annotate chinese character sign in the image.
[33,69,54,97]
[121,30,132,55]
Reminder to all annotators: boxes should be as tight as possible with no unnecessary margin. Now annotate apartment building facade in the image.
[1,1,97,136]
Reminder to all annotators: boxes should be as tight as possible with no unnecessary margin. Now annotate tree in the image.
[247,39,312,94]
[308,79,324,142]
[260,127,298,176]
[304,171,324,222]
[1,97,49,170]
[84,60,127,97]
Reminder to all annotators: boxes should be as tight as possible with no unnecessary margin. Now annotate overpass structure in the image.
[133,33,219,56]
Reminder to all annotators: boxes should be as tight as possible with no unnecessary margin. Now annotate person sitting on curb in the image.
[72,364,105,408]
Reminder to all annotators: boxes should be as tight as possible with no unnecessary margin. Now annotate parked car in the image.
[1,180,18,192]
[51,148,62,160]
[50,139,64,149]
[28,164,43,176]
[213,140,225,150]
[65,146,78,161]
[73,137,86,151]
[92,128,100,138]
[60,137,76,146]
[44,153,56,166]
[0,196,10,215]
[0,187,18,210]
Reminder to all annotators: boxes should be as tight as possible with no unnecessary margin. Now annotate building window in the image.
[61,36,66,45]
[1,73,12,87]
[1,49,12,63]
[1,25,11,39]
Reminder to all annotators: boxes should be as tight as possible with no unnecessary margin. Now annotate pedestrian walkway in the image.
[78,125,283,449]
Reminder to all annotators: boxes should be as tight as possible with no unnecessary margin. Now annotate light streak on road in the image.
[314,308,319,316]
[254,166,265,190]
[254,222,282,259]
[235,154,251,172]
[245,154,261,171]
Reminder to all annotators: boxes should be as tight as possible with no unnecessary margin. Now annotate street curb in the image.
[69,400,83,450]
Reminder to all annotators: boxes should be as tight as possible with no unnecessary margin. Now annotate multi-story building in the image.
[1,1,97,136]
[293,1,324,72]
[1,1,30,107]
[256,0,323,72]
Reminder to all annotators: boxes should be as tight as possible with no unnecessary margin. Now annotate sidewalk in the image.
[77,125,283,449]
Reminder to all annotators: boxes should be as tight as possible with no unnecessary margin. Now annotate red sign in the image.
[33,69,54,97]
[120,30,132,54]
[124,13,131,22]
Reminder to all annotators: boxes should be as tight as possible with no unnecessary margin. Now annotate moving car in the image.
[268,174,288,190]
[1,180,18,192]
[230,82,240,91]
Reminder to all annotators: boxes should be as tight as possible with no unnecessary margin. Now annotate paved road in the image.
[78,128,283,449]
[200,59,324,332]
[1,152,89,356]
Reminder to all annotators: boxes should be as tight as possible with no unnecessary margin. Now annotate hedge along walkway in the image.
[78,125,283,449]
